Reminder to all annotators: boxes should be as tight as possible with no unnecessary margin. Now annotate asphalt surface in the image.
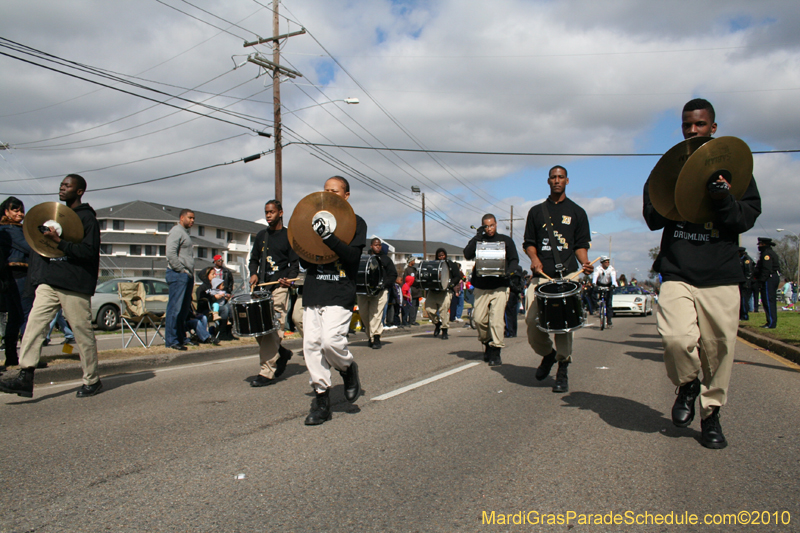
[1,314,799,532]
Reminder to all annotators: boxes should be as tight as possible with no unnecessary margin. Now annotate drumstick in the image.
[254,277,300,287]
[566,257,602,281]
[538,271,553,281]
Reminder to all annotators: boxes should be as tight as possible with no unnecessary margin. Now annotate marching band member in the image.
[356,237,397,350]
[464,214,518,366]
[423,248,462,340]
[523,165,592,393]
[247,200,299,387]
[301,176,367,425]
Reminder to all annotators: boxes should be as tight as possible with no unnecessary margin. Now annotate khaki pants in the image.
[473,287,509,348]
[424,290,452,330]
[255,287,289,378]
[656,281,739,419]
[303,305,354,393]
[292,293,304,337]
[357,290,387,341]
[524,274,577,362]
[20,284,99,386]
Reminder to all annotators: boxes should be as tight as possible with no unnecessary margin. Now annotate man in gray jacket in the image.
[165,209,195,350]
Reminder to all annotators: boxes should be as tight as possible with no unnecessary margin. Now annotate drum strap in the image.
[540,201,565,275]
[259,230,270,284]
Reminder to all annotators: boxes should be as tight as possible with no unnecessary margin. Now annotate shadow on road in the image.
[560,391,695,439]
[732,360,800,374]
[624,351,663,363]
[489,363,555,389]
[5,370,156,404]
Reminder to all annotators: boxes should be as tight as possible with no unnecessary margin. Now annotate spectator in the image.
[165,208,195,351]
[43,309,74,346]
[198,267,233,338]
[186,308,218,345]
[402,274,414,326]
[403,258,421,325]
[0,196,33,367]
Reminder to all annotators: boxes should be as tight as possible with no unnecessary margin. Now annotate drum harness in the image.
[540,202,566,279]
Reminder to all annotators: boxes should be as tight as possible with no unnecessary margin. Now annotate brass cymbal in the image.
[23,202,84,258]
[675,136,753,224]
[287,191,356,264]
[648,137,710,221]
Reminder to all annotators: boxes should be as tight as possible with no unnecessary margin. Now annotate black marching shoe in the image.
[700,407,727,449]
[441,328,449,340]
[76,381,103,398]
[552,361,569,393]
[483,342,490,362]
[304,390,332,425]
[0,367,35,398]
[250,374,275,387]
[368,337,374,348]
[535,351,557,381]
[274,345,293,378]
[671,378,701,428]
[372,335,382,349]
[433,323,441,337]
[340,361,361,402]
[487,346,502,366]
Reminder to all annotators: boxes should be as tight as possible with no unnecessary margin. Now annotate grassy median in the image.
[740,311,800,348]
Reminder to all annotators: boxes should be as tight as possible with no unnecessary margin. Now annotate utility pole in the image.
[422,192,427,259]
[499,205,524,240]
[244,1,305,203]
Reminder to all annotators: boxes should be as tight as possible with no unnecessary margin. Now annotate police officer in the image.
[755,237,780,329]
[738,247,755,321]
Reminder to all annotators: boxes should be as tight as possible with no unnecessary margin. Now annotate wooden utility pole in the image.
[499,206,524,240]
[422,192,427,259]
[272,2,282,203]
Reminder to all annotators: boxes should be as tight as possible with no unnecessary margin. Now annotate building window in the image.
[197,247,207,259]
[100,244,111,254]
[130,245,142,256]
[101,269,114,277]
[159,246,166,256]
[227,231,233,243]
[211,248,218,258]
[216,229,224,239]
[158,222,172,232]
[145,245,156,256]
[197,225,205,237]
[113,220,125,231]
[99,220,107,230]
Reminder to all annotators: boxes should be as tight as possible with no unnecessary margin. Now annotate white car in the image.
[611,286,654,316]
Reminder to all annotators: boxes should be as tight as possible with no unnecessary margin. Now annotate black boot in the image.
[671,378,700,428]
[274,345,293,378]
[535,351,557,381]
[339,361,361,402]
[483,342,490,362]
[433,323,441,337]
[372,335,382,349]
[700,407,727,449]
[441,328,449,340]
[487,346,502,366]
[304,390,332,425]
[0,367,35,398]
[368,337,374,348]
[552,361,569,393]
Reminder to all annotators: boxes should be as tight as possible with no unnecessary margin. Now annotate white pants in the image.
[356,290,387,341]
[303,305,355,393]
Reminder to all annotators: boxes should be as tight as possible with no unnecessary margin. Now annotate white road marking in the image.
[371,362,481,401]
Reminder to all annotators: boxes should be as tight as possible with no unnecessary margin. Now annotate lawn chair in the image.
[118,282,165,348]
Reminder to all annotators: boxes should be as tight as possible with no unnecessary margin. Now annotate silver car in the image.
[92,277,170,330]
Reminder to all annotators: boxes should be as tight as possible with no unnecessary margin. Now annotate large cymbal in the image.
[23,202,84,258]
[675,136,753,224]
[648,137,710,221]
[287,191,356,264]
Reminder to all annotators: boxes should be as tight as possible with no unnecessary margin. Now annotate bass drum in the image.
[475,241,506,277]
[534,279,585,333]
[356,255,383,296]
[418,260,450,291]
[231,292,278,337]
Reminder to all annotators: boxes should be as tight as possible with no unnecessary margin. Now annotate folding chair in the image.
[118,282,166,348]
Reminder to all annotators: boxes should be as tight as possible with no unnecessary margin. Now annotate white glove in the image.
[312,216,333,239]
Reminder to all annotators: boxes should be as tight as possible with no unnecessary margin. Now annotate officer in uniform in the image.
[738,247,755,321]
[356,237,397,349]
[248,200,299,387]
[423,247,462,340]
[755,237,780,329]
[464,214,519,366]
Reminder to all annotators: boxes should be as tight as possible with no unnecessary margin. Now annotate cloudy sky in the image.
[2,0,799,278]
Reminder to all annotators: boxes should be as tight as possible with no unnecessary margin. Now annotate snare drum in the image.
[475,241,506,277]
[418,260,450,291]
[231,292,278,337]
[356,255,383,296]
[534,279,585,333]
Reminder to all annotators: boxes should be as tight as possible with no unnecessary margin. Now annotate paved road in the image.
[2,314,799,532]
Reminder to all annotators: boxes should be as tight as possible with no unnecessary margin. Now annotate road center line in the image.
[371,362,481,401]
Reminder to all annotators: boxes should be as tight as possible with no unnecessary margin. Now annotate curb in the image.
[24,323,441,385]
[738,327,800,366]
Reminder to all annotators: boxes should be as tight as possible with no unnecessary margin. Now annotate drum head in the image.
[535,280,580,297]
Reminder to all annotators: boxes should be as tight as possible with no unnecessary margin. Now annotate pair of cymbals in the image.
[22,202,84,258]
[648,136,753,224]
[287,192,356,264]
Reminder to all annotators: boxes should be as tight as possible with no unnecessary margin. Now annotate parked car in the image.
[611,286,654,316]
[92,277,170,330]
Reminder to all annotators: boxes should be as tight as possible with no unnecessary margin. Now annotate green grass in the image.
[740,311,800,348]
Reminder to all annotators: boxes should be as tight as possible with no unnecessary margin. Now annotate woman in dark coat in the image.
[0,197,32,367]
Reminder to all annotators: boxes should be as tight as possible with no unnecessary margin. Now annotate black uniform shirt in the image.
[300,215,367,309]
[522,198,591,278]
[755,245,780,283]
[464,232,519,290]
[248,227,299,283]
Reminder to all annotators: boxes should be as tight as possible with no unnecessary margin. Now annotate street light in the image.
[592,231,612,262]
[776,228,799,308]
[283,98,359,116]
[411,186,426,258]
